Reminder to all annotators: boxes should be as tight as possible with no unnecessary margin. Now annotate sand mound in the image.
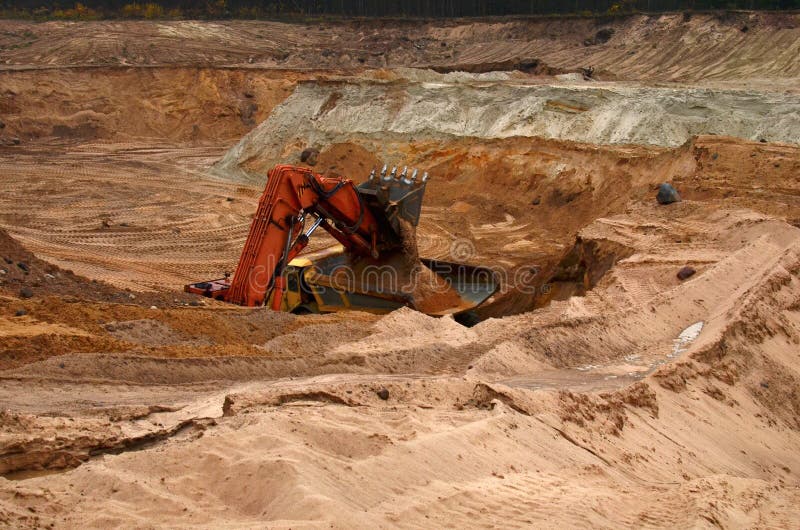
[330,307,478,370]
[0,227,126,303]
[0,227,199,306]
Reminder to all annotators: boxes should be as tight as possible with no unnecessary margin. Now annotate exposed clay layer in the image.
[214,78,800,185]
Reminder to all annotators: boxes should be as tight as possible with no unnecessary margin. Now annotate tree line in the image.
[1,0,798,20]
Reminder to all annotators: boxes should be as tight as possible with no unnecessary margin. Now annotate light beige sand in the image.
[2,14,800,529]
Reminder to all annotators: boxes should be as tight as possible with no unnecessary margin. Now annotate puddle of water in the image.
[501,370,643,392]
[649,320,705,372]
[502,321,705,393]
[669,321,705,358]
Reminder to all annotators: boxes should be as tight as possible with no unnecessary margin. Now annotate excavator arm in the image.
[186,164,427,308]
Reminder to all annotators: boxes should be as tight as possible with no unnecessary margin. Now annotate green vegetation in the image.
[0,0,798,21]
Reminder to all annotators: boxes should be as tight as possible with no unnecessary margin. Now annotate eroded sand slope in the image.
[1,12,800,529]
[214,76,800,183]
[2,200,800,527]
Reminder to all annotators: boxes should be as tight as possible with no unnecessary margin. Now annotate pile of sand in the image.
[0,227,123,303]
[396,220,464,314]
[0,228,196,307]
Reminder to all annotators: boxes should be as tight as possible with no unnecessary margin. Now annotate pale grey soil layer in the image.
[215,76,800,181]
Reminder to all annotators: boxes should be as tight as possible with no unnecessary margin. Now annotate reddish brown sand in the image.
[397,220,464,314]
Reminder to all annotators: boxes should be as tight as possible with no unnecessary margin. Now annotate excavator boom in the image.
[186,164,428,307]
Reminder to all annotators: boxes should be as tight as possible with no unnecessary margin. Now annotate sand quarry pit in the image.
[1,12,800,528]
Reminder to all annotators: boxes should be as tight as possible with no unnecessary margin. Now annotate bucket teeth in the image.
[402,167,415,185]
[357,164,429,230]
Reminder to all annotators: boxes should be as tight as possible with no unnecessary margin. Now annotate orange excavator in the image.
[186,164,497,318]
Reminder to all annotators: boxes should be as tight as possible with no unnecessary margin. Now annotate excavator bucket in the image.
[357,165,427,235]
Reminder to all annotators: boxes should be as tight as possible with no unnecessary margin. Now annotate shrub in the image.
[52,3,100,20]
[122,3,168,19]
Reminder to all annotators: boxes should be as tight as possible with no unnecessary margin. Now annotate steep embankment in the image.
[1,13,799,86]
[214,77,800,182]
[2,12,798,147]
[0,67,295,143]
[429,12,800,85]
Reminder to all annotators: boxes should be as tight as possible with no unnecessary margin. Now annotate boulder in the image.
[657,183,681,205]
[300,148,320,166]
[677,266,696,280]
